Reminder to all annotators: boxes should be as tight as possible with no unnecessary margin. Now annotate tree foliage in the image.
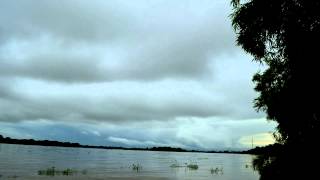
[231,0,320,145]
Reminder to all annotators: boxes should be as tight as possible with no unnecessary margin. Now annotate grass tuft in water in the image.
[131,163,142,172]
[210,167,223,175]
[170,160,199,170]
[38,167,80,176]
[81,169,88,175]
[186,160,199,170]
[187,164,199,170]
[62,168,75,176]
[38,167,56,176]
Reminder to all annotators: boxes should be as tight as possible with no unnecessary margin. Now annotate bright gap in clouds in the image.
[0,0,276,150]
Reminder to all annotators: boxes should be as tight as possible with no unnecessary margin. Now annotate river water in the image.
[0,144,259,180]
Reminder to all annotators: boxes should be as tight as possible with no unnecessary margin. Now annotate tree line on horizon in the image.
[0,134,258,154]
[0,134,193,152]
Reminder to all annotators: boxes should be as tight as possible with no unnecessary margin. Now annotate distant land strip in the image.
[0,134,275,154]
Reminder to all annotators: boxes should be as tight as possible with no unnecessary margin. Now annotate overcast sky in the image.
[0,0,276,150]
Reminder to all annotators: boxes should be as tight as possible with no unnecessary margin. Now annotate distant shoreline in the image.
[0,134,254,154]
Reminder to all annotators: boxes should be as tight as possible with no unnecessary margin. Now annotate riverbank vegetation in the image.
[231,0,320,179]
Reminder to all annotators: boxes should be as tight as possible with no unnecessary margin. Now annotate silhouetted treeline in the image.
[0,135,189,152]
[0,134,252,154]
[0,134,81,147]
[243,143,284,156]
[149,146,187,152]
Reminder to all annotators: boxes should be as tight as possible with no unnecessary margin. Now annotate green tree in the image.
[231,0,320,146]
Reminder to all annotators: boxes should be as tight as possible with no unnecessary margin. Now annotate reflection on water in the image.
[0,144,259,179]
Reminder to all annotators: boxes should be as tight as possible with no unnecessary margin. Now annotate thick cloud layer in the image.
[0,78,258,123]
[0,0,235,82]
[0,0,275,149]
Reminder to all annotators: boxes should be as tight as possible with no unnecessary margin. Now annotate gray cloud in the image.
[0,54,107,83]
[0,0,236,82]
[107,136,169,147]
[0,0,127,44]
[0,80,235,123]
[0,60,262,123]
[0,0,272,149]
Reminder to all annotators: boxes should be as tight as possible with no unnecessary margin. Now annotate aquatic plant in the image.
[131,163,142,172]
[81,169,88,175]
[210,167,223,175]
[170,160,199,170]
[38,167,56,176]
[187,164,199,170]
[62,168,74,175]
[38,167,79,176]
[186,160,199,170]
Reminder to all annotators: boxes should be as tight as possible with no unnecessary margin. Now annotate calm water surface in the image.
[0,144,259,180]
